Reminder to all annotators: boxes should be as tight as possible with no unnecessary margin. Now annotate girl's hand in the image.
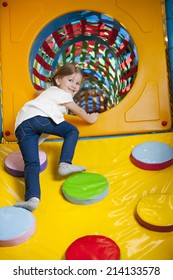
[64,101,99,124]
[88,112,99,124]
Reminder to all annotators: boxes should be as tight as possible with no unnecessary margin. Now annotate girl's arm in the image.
[64,101,99,124]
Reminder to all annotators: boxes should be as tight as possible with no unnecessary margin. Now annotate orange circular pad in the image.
[65,235,120,260]
[135,194,173,232]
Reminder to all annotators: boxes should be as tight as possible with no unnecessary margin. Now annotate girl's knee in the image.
[73,126,79,136]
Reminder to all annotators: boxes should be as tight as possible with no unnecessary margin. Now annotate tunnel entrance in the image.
[29,10,138,113]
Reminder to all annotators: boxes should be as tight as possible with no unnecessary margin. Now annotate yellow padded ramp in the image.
[0,0,172,142]
[0,132,172,260]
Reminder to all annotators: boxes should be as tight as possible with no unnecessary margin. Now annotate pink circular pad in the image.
[65,235,120,260]
[0,206,36,247]
[130,141,173,170]
[4,150,47,177]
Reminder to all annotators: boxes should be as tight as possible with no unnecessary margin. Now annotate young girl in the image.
[14,64,99,211]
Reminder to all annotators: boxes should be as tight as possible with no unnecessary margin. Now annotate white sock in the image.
[58,162,86,176]
[14,197,40,211]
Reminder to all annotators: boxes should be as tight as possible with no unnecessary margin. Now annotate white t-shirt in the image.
[15,86,73,143]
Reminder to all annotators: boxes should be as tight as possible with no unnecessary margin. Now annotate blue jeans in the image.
[15,116,79,200]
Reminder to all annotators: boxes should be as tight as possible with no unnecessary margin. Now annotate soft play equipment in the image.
[0,0,172,142]
[130,141,173,170]
[0,0,173,260]
[4,150,47,177]
[135,194,173,232]
[0,206,36,247]
[65,235,120,260]
[166,0,173,94]
[62,172,109,205]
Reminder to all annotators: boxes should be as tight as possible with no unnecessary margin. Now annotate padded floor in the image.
[0,132,173,260]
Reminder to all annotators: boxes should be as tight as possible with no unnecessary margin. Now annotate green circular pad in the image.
[62,172,109,205]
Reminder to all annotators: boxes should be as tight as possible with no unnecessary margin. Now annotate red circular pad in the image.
[65,235,120,260]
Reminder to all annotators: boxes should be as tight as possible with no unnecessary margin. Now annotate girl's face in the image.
[55,73,82,96]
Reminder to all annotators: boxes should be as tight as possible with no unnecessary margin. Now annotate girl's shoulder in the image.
[44,86,61,93]
[45,86,69,96]
[37,86,58,96]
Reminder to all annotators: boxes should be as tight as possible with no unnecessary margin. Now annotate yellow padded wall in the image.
[0,0,172,141]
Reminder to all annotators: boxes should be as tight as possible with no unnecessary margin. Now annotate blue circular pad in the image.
[0,206,36,247]
[130,141,173,170]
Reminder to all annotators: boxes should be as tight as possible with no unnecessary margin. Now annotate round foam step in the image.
[130,141,173,170]
[4,150,47,177]
[65,235,120,260]
[0,206,36,246]
[62,172,109,205]
[135,194,173,232]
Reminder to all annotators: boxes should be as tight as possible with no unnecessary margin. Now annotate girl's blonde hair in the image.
[46,63,83,86]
